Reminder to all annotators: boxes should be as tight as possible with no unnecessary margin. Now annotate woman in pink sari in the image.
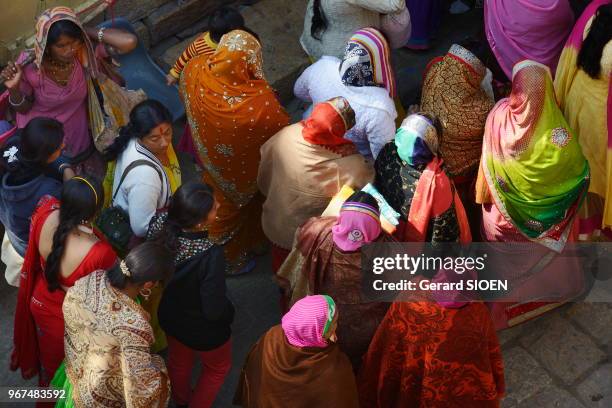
[485,0,574,80]
[1,7,136,177]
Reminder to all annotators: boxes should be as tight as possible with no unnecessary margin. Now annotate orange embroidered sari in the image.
[181,30,289,273]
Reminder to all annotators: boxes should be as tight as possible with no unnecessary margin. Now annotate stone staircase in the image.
[155,0,310,103]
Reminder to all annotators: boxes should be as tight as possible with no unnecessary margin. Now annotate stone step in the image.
[240,0,310,102]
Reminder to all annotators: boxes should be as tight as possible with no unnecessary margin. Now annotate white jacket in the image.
[294,56,397,159]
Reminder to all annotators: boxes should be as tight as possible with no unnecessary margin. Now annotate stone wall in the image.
[0,0,255,65]
[117,0,252,49]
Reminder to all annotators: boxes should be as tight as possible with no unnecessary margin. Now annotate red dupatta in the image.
[405,157,472,243]
[11,195,60,379]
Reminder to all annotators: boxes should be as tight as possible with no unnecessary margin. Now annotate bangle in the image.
[8,93,25,107]
[97,27,106,43]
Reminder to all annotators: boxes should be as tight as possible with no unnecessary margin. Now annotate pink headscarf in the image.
[485,0,574,79]
[281,295,337,348]
[332,201,381,252]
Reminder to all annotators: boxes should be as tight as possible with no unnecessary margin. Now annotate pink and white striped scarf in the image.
[281,295,336,348]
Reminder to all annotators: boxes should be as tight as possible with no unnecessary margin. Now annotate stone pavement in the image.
[1,1,611,408]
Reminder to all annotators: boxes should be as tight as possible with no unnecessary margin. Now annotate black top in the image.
[149,212,235,351]
[374,142,460,243]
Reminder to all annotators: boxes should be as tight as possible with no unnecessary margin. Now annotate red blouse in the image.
[11,195,117,379]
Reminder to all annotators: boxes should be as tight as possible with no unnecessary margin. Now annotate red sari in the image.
[358,282,505,408]
[11,196,117,386]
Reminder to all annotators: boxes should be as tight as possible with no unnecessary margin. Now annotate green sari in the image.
[482,60,589,251]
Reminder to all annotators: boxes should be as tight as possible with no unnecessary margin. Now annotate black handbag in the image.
[96,159,163,256]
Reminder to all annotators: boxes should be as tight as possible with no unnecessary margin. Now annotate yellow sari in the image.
[555,0,612,238]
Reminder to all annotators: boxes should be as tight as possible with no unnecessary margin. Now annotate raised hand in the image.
[1,61,23,90]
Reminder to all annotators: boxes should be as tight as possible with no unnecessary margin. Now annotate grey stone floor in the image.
[1,1,611,408]
[2,255,611,408]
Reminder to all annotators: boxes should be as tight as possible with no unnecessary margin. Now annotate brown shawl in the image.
[234,325,359,408]
[278,216,390,368]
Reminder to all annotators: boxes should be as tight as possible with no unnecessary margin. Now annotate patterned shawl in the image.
[386,113,471,244]
[421,44,494,177]
[63,271,170,407]
[339,28,396,97]
[34,7,99,78]
[482,61,589,251]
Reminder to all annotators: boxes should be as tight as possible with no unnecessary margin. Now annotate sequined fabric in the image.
[421,44,494,177]
[480,61,590,249]
[147,212,214,265]
[180,29,290,273]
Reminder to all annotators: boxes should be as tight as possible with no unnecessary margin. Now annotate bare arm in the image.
[1,62,33,113]
[84,26,137,55]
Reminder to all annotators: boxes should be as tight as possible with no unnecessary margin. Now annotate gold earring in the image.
[139,287,152,301]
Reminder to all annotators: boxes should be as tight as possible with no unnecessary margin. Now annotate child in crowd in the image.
[148,182,233,408]
[0,118,65,287]
[166,6,245,85]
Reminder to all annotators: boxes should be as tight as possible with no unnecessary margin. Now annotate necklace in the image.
[76,224,95,235]
[44,58,74,86]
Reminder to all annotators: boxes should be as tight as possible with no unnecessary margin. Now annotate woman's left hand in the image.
[85,26,138,55]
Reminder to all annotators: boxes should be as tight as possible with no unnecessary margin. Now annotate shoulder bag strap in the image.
[111,159,164,204]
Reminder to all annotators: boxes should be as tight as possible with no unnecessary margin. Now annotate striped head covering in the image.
[34,7,99,77]
[281,295,337,348]
[339,28,396,97]
[395,113,439,167]
[332,196,381,251]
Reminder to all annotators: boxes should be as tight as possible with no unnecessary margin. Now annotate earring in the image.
[139,287,152,301]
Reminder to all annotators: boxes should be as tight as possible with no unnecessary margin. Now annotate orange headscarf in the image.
[181,30,289,207]
[301,97,355,147]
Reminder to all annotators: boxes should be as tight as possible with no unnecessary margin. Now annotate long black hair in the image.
[159,182,215,253]
[209,6,246,43]
[0,117,64,180]
[311,0,328,41]
[107,242,175,289]
[577,4,612,79]
[103,100,172,161]
[46,19,84,60]
[45,176,104,292]
[570,0,594,18]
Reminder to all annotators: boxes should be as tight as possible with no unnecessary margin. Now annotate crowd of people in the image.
[0,0,610,407]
